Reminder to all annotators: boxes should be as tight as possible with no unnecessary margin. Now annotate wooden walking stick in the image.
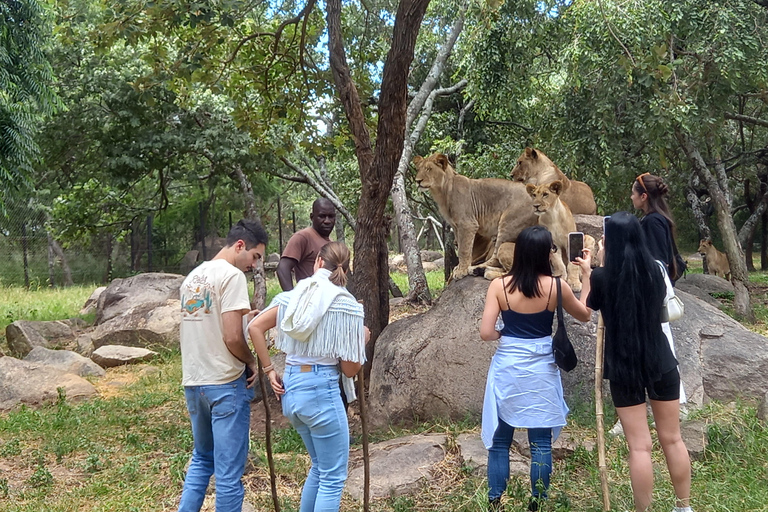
[252,269,280,512]
[595,313,610,511]
[257,360,281,512]
[357,367,370,512]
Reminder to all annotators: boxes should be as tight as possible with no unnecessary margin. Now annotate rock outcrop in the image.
[0,357,97,410]
[369,275,768,427]
[24,346,105,377]
[90,345,158,368]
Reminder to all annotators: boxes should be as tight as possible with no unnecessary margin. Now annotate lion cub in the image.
[526,181,587,292]
[698,239,731,280]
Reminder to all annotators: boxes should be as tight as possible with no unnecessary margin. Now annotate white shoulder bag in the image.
[658,261,684,322]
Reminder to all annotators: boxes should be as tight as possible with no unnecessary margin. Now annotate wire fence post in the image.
[146,214,154,272]
[47,231,56,288]
[21,222,30,289]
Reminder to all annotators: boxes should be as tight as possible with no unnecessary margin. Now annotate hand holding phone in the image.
[568,232,584,263]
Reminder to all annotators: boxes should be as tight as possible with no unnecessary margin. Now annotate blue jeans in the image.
[282,365,349,512]
[488,419,553,501]
[179,373,254,512]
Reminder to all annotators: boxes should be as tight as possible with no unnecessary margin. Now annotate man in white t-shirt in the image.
[178,219,268,512]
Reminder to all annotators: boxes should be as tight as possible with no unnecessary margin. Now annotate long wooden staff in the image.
[595,313,610,511]
[357,367,370,512]
[252,270,280,512]
[257,360,280,512]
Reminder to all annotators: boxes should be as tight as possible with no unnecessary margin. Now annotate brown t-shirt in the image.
[281,227,331,283]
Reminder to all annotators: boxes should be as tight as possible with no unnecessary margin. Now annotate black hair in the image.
[602,211,666,385]
[226,219,268,249]
[505,225,553,298]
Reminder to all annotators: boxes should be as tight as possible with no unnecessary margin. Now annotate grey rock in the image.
[96,272,184,325]
[0,356,97,410]
[675,273,733,307]
[5,320,79,358]
[456,433,528,477]
[91,299,180,350]
[266,252,280,264]
[80,286,106,315]
[77,334,94,357]
[91,345,158,368]
[346,434,446,501]
[432,258,445,270]
[574,214,605,242]
[680,420,708,461]
[512,430,588,460]
[419,250,443,263]
[421,261,439,273]
[368,277,496,427]
[24,346,105,377]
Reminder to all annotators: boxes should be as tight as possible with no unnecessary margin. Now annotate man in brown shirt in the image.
[277,197,337,291]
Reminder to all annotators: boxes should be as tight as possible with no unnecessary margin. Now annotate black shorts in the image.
[610,368,680,408]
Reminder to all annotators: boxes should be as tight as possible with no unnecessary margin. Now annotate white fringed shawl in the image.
[264,269,366,364]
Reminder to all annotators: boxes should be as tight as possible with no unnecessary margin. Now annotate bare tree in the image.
[326,0,432,353]
[676,129,755,321]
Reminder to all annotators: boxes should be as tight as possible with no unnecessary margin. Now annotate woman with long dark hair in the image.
[631,173,687,404]
[586,212,693,512]
[249,241,368,512]
[631,172,683,283]
[479,226,592,511]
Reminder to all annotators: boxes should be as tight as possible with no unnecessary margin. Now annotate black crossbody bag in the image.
[553,277,577,372]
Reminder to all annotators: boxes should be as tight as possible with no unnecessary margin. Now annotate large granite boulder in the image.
[91,299,180,350]
[369,275,768,428]
[96,272,184,325]
[5,319,84,358]
[0,356,97,410]
[675,273,733,307]
[369,277,497,427]
[574,214,604,241]
[24,346,105,377]
[80,286,106,315]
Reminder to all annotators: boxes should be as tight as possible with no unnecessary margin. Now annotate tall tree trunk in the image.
[50,237,73,286]
[234,166,267,309]
[762,211,768,270]
[327,0,431,362]
[389,7,464,305]
[676,129,754,321]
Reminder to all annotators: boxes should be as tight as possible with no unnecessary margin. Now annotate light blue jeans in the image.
[282,364,349,512]
[179,372,254,512]
[488,419,553,501]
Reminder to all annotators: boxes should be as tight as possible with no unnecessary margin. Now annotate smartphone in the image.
[603,215,611,234]
[568,232,584,262]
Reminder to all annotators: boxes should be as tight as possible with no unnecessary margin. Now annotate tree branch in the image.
[725,111,768,129]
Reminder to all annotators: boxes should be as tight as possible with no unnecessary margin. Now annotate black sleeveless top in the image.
[498,278,556,339]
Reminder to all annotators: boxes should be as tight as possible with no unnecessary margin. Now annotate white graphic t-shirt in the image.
[180,259,250,386]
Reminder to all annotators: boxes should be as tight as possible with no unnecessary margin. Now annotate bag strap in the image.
[555,277,564,326]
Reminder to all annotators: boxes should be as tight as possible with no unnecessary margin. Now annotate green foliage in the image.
[0,0,60,199]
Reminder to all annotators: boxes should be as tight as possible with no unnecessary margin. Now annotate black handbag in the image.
[553,277,578,372]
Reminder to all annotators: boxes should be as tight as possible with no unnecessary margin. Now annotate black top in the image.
[500,308,555,339]
[641,212,674,270]
[587,268,677,385]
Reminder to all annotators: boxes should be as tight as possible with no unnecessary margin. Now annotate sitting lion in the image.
[526,181,592,291]
[698,239,731,280]
[413,153,537,280]
[511,147,597,215]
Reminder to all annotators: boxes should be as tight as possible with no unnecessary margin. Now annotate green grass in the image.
[3,269,768,510]
[0,284,96,350]
[390,270,446,298]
